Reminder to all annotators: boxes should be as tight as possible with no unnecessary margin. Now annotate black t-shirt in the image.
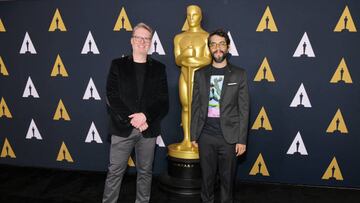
[134,62,147,99]
[201,65,227,136]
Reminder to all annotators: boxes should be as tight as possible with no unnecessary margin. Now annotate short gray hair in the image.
[132,22,153,37]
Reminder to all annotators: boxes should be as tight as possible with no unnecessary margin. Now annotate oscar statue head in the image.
[187,5,202,28]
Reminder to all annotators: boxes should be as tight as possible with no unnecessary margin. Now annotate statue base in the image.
[159,156,201,195]
[167,142,199,159]
[159,143,201,195]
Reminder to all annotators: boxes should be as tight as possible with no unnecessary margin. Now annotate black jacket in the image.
[106,56,169,138]
[190,64,250,144]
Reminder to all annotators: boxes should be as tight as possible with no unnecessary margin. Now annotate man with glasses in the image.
[103,22,169,203]
[190,29,250,203]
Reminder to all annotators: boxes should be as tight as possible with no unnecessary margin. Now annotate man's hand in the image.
[128,113,147,128]
[138,122,149,132]
[235,144,246,156]
[191,141,198,148]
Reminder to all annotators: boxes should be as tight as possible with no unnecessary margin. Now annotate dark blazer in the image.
[106,56,169,138]
[190,64,250,144]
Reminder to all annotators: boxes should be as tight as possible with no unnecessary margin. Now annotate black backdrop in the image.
[0,0,359,188]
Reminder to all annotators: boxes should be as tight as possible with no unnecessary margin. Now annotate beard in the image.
[211,50,227,63]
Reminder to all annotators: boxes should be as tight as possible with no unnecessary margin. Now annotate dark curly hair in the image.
[208,29,230,47]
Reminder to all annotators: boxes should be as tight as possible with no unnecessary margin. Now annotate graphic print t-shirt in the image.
[202,66,227,136]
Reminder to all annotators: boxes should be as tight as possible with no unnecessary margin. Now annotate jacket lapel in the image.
[201,67,211,114]
[220,65,232,104]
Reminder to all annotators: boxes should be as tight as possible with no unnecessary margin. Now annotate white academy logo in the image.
[293,32,315,57]
[148,31,165,55]
[19,32,37,54]
[290,83,312,108]
[156,135,165,147]
[26,119,42,140]
[287,131,308,155]
[85,122,102,143]
[81,31,100,54]
[83,78,101,100]
[22,76,39,98]
[227,31,239,56]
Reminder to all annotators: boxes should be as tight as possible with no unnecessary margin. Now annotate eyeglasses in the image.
[209,41,227,49]
[132,35,152,43]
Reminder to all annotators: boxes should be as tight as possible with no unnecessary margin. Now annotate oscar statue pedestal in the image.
[159,143,201,195]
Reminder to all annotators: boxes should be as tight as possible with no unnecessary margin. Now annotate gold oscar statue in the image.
[168,5,211,159]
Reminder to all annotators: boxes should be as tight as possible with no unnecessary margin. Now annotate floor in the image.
[0,164,359,203]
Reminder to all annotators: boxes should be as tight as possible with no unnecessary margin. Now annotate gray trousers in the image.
[102,129,156,203]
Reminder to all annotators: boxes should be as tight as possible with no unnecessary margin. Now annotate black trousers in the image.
[198,133,237,203]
